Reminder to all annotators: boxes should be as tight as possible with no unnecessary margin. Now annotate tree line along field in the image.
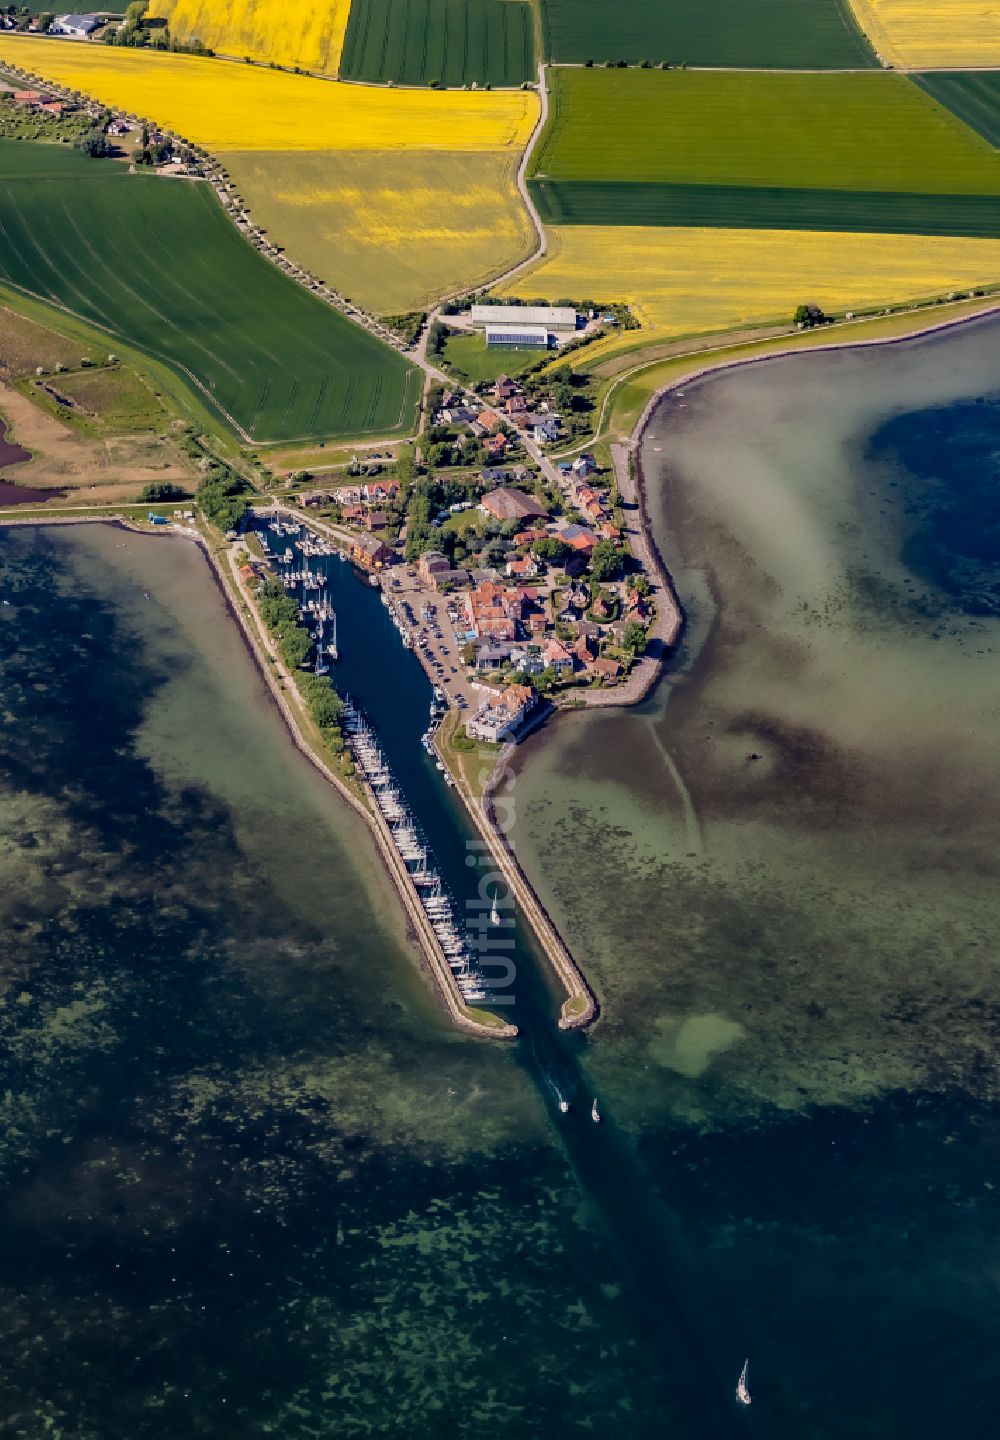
[914,74,1000,150]
[529,70,1000,236]
[540,0,875,68]
[0,144,418,444]
[339,0,534,88]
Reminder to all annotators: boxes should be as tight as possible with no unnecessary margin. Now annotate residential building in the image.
[542,638,575,675]
[479,487,547,523]
[591,657,623,681]
[348,534,392,571]
[506,556,539,580]
[483,434,507,459]
[478,408,504,433]
[473,641,514,671]
[493,375,518,402]
[509,645,546,676]
[51,12,103,36]
[417,550,451,585]
[364,509,389,532]
[342,502,365,525]
[558,524,599,554]
[463,582,524,640]
[532,417,560,445]
[466,683,536,743]
[572,454,597,477]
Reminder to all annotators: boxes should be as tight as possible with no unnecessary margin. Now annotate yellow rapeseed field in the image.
[846,0,1000,67]
[499,226,1000,361]
[225,150,535,314]
[146,0,351,74]
[0,39,539,151]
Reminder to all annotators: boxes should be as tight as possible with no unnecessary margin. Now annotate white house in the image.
[466,683,535,743]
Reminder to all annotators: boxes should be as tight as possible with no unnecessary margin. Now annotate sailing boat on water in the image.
[591,1098,600,1123]
[736,1359,751,1407]
[489,894,501,926]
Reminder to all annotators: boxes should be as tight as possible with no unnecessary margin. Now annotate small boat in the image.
[736,1360,751,1407]
[591,1099,600,1123]
[558,1099,570,1114]
[490,898,500,927]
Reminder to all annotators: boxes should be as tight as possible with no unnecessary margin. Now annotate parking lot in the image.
[384,566,490,718]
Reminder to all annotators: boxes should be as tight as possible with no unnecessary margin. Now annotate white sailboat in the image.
[490,896,500,926]
[736,1359,751,1407]
[591,1099,600,1123]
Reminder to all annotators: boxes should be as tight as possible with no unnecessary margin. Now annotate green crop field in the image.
[0,142,419,444]
[913,73,1000,150]
[530,180,1000,237]
[529,69,1000,236]
[339,0,534,87]
[540,0,875,67]
[532,70,1000,194]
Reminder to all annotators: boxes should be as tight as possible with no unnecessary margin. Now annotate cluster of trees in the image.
[196,468,249,531]
[590,540,626,582]
[139,481,189,503]
[105,0,212,52]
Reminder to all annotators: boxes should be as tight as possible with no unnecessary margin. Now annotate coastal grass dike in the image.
[529,69,1000,233]
[0,141,419,444]
[339,0,535,88]
[539,0,877,67]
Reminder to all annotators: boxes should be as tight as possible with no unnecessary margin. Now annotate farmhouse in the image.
[479,487,547,523]
[51,13,103,37]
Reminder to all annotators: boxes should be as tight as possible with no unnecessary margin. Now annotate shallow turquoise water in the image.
[512,315,1000,1437]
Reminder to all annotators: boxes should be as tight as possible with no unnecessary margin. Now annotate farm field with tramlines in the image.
[339,0,534,88]
[914,73,1000,149]
[147,0,353,72]
[846,0,1000,67]
[529,69,1000,237]
[0,142,417,443]
[540,0,876,67]
[223,149,535,315]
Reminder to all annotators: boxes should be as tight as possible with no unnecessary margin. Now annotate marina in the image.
[254,516,497,1011]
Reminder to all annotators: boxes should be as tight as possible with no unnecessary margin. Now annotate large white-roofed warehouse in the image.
[484,324,551,350]
[471,305,578,332]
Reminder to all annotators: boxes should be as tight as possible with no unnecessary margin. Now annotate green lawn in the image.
[0,142,419,444]
[339,0,534,87]
[440,329,543,381]
[913,73,1000,150]
[540,0,875,67]
[532,71,1000,195]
